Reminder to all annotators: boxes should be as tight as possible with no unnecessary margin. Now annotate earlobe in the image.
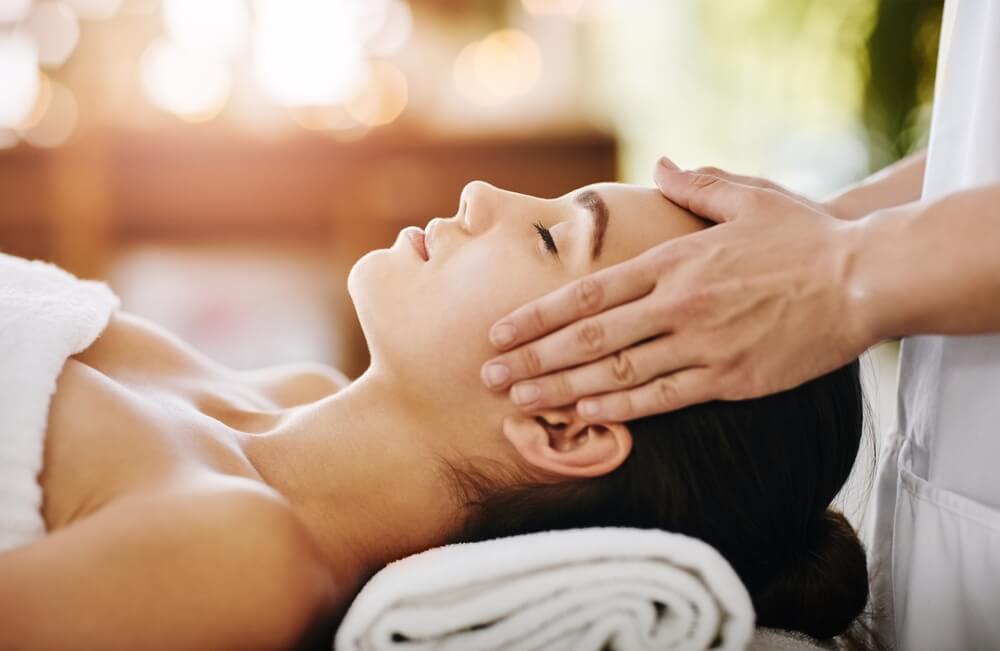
[502,409,632,479]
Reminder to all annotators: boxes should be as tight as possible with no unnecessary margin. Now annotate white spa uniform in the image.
[867,1,1000,649]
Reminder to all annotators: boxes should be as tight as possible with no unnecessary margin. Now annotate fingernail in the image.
[579,399,601,418]
[482,363,510,388]
[490,323,516,348]
[512,383,540,406]
[658,156,680,171]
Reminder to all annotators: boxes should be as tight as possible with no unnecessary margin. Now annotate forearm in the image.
[827,150,926,219]
[848,181,1000,340]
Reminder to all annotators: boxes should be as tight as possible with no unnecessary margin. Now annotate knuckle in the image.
[520,346,544,376]
[527,304,547,334]
[694,166,723,177]
[614,392,638,421]
[675,287,713,320]
[553,371,576,401]
[574,277,604,313]
[575,318,606,354]
[652,376,680,409]
[609,351,638,387]
[689,173,720,191]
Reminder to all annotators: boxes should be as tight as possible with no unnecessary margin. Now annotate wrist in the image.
[838,213,898,347]
[822,190,863,221]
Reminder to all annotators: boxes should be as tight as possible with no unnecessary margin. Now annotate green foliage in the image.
[862,0,943,170]
[698,0,943,171]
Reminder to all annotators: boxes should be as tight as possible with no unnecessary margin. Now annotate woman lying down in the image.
[1,181,869,649]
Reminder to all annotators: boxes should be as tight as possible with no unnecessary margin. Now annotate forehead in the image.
[572,182,706,268]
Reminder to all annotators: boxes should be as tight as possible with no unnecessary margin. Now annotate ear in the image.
[502,407,632,479]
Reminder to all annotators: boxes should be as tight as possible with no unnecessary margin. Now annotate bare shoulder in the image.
[153,485,344,647]
[0,481,340,650]
[153,483,340,609]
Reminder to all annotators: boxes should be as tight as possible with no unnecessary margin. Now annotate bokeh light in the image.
[164,0,248,59]
[64,0,121,21]
[521,0,585,16]
[21,1,80,67]
[365,0,412,58]
[289,105,359,132]
[19,71,53,130]
[21,77,77,147]
[346,60,408,126]
[253,0,365,107]
[454,29,543,106]
[0,0,32,23]
[0,32,40,129]
[141,37,231,121]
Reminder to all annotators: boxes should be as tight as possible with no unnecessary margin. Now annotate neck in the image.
[240,368,466,588]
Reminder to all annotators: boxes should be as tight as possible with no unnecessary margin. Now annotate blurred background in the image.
[0,0,944,521]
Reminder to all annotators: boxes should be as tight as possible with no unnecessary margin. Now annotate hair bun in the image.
[752,509,869,640]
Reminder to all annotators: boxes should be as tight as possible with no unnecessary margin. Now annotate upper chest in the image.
[41,312,332,530]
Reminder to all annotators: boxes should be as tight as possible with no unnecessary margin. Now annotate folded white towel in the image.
[335,527,755,651]
[0,253,119,552]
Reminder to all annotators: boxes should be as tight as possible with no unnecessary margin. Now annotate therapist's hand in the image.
[676,164,850,219]
[480,158,877,421]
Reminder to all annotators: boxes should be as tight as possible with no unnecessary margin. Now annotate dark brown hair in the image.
[447,360,874,645]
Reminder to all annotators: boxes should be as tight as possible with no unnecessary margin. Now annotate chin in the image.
[347,248,392,331]
[348,246,424,364]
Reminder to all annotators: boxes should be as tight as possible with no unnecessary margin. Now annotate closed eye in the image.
[533,222,559,258]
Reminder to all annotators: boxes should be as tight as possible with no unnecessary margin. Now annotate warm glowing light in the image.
[454,29,543,106]
[365,0,412,57]
[141,37,231,121]
[521,0,585,16]
[21,78,77,147]
[253,0,365,107]
[20,72,53,130]
[164,0,248,58]
[475,30,543,98]
[0,32,39,129]
[289,105,359,132]
[356,0,391,41]
[346,60,408,126]
[63,0,121,20]
[0,0,32,23]
[22,1,80,67]
[327,122,371,143]
[64,0,122,20]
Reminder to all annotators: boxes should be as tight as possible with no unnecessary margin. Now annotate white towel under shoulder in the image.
[0,253,119,552]
[336,527,755,651]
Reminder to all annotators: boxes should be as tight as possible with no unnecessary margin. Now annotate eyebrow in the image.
[576,189,610,261]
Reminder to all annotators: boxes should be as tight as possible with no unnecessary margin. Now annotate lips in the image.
[404,226,428,261]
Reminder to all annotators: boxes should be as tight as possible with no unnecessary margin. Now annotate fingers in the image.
[503,334,701,410]
[487,255,655,352]
[689,165,777,192]
[576,368,717,422]
[482,297,664,393]
[653,157,765,224]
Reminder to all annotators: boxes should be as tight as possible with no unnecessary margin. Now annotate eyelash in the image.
[533,222,559,257]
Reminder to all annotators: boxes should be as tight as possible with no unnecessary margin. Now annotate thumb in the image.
[654,157,763,224]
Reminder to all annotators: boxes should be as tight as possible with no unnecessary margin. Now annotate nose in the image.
[459,180,529,234]
[458,180,496,233]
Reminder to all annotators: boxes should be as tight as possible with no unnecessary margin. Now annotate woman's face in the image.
[348,181,705,429]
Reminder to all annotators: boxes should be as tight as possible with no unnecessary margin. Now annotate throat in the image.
[241,372,467,580]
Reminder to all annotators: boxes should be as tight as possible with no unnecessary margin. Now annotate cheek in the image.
[349,238,566,387]
[420,248,539,370]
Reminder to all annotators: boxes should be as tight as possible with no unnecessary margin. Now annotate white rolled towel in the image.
[335,527,755,651]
